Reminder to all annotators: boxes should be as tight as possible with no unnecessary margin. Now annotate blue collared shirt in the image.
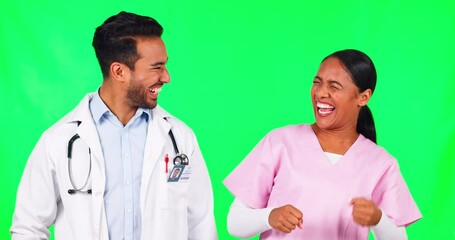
[89,92,149,240]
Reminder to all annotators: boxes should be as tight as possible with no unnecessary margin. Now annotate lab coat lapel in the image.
[70,94,105,162]
[140,108,171,205]
[70,94,107,238]
[76,117,107,238]
[76,116,104,169]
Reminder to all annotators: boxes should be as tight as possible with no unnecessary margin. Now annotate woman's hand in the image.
[351,197,382,226]
[268,204,303,233]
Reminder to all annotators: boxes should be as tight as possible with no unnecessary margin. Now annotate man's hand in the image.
[351,197,382,226]
[268,204,303,233]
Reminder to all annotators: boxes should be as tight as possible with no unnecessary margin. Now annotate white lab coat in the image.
[11,93,217,240]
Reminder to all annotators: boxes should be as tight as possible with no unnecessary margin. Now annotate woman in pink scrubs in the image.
[224,49,421,239]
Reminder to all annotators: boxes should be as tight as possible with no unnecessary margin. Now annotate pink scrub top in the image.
[224,124,421,240]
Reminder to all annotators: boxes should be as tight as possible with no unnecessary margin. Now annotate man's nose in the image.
[161,67,171,83]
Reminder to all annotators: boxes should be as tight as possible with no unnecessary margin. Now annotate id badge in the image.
[167,165,192,182]
[168,165,185,182]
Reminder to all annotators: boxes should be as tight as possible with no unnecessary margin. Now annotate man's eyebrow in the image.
[150,58,169,67]
[150,62,164,67]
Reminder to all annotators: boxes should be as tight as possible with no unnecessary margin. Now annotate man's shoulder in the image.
[43,94,92,138]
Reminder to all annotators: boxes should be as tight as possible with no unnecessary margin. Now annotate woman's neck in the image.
[311,124,359,155]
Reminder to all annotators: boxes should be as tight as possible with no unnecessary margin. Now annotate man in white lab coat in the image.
[11,11,217,240]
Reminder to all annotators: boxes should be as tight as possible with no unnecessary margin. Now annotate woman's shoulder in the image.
[266,124,311,138]
[357,134,398,166]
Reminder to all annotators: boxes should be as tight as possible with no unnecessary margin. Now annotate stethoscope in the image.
[67,119,189,195]
[67,133,92,194]
[168,129,189,166]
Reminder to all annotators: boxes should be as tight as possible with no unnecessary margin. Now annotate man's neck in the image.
[99,84,137,126]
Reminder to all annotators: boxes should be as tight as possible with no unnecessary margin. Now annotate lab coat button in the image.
[95,192,102,197]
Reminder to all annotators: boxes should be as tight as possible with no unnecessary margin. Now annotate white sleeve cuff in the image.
[371,209,407,240]
[227,198,274,238]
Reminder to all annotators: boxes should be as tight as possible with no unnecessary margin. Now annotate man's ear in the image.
[109,62,131,82]
[358,89,372,107]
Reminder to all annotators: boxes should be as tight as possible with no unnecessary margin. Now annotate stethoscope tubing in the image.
[67,134,92,194]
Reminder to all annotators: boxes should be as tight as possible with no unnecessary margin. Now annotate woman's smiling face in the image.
[311,57,370,132]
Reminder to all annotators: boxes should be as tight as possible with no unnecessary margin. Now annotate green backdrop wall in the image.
[1,0,454,239]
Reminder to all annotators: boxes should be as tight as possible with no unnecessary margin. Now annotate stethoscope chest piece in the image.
[173,153,189,166]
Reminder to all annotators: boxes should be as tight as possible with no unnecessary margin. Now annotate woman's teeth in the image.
[317,102,334,114]
[317,102,334,109]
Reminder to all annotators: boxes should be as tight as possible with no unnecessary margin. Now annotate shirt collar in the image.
[90,91,150,124]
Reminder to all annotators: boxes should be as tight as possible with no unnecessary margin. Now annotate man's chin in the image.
[146,100,158,109]
[135,101,157,110]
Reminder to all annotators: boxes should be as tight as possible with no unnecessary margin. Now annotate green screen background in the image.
[1,0,454,239]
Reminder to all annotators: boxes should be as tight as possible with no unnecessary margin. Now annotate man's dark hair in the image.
[92,11,163,78]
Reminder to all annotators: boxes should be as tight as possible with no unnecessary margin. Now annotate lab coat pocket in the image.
[163,178,189,211]
[158,208,188,239]
[154,171,189,239]
[156,153,189,210]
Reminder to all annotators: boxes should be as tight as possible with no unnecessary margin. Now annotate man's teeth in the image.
[149,87,162,93]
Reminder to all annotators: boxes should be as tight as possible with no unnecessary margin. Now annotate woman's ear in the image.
[358,89,372,107]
